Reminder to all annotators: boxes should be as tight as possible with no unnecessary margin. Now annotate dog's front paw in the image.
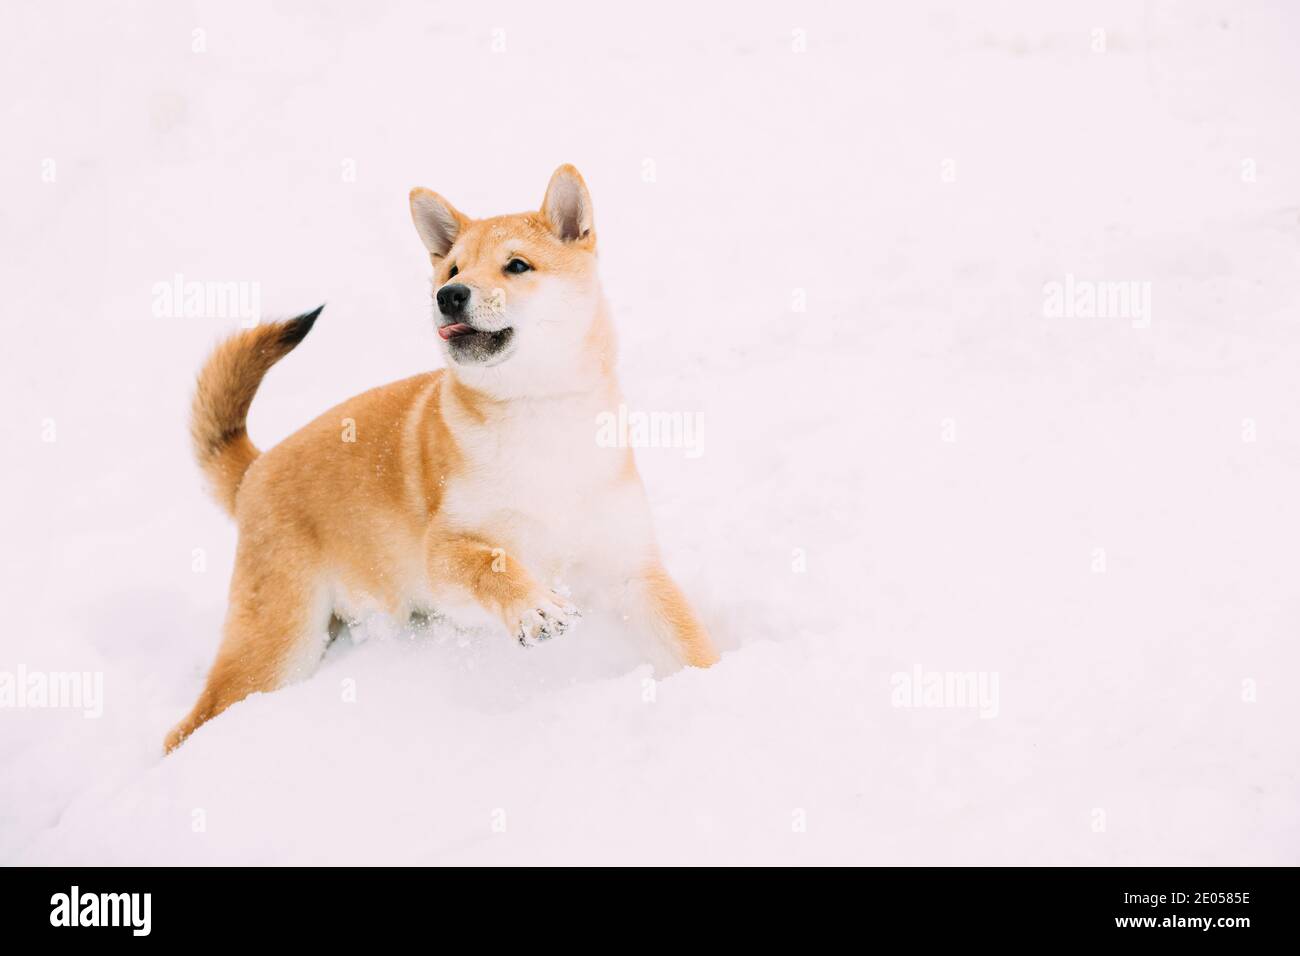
[514,589,581,647]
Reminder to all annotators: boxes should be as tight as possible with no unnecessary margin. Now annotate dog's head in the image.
[409,165,605,392]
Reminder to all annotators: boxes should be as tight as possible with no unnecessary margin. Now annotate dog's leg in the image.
[426,531,579,645]
[165,555,329,753]
[629,564,719,667]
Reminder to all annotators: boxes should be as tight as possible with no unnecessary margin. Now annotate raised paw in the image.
[514,589,581,647]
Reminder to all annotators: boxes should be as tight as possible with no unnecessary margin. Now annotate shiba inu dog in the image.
[164,165,718,752]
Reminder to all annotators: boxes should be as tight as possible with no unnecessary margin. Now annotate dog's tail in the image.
[190,305,323,517]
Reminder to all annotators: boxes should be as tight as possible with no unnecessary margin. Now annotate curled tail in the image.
[190,306,323,516]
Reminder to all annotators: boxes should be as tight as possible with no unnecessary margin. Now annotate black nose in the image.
[437,283,471,316]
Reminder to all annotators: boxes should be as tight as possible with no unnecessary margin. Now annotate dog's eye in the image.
[504,258,532,275]
[447,264,458,279]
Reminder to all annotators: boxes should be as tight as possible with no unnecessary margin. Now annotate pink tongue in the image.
[438,323,474,341]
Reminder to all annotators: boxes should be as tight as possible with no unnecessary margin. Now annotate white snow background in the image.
[2,0,1298,864]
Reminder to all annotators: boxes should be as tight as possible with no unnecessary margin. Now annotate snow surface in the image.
[2,0,1299,864]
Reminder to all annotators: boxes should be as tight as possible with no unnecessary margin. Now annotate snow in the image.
[2,0,1298,864]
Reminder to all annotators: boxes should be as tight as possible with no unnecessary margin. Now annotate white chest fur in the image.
[440,392,657,593]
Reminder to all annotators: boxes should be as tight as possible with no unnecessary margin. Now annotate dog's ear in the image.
[541,165,595,246]
[409,188,468,259]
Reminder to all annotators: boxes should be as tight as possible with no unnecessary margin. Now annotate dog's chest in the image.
[441,409,642,581]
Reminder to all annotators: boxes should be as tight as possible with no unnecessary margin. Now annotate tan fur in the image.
[190,319,316,515]
[166,166,717,753]
[640,565,719,667]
